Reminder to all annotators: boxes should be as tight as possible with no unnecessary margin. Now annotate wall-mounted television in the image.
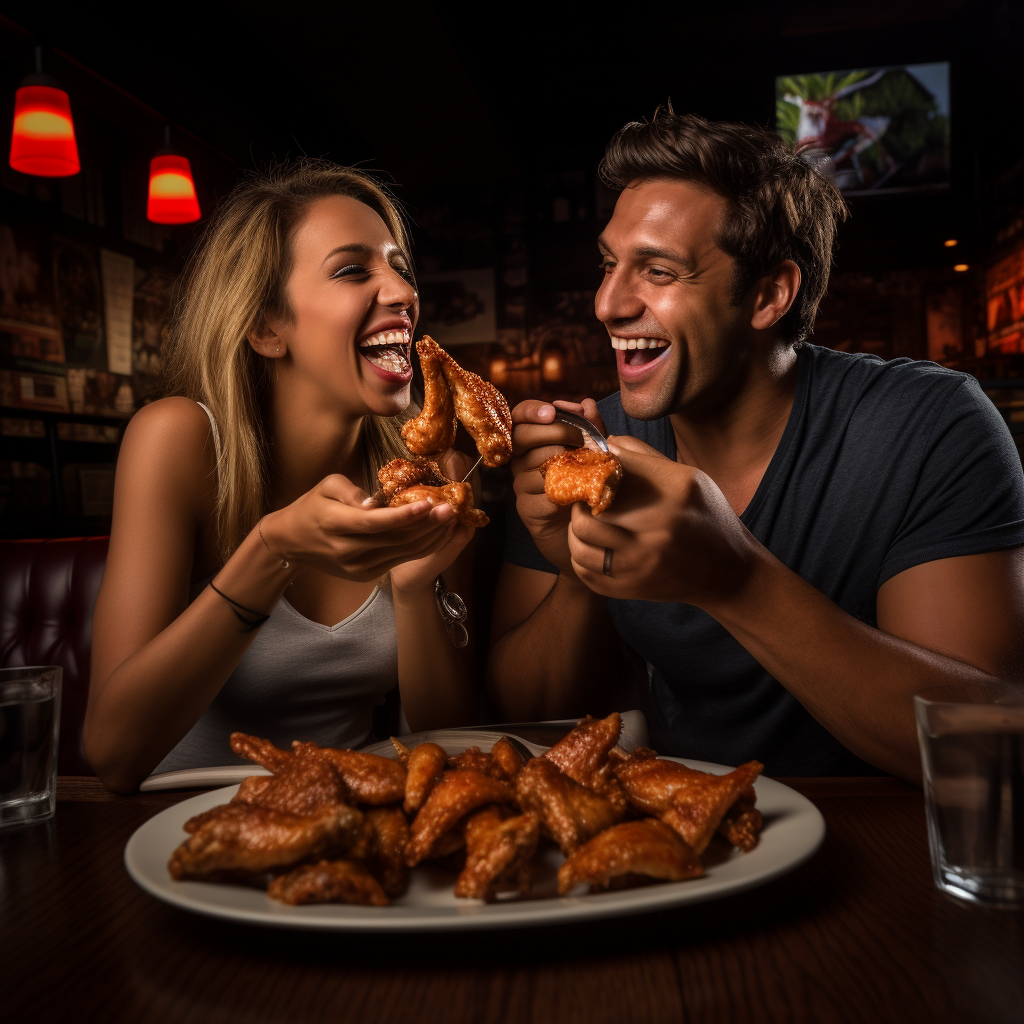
[776,62,950,195]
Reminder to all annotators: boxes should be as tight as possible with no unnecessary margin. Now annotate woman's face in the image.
[268,194,417,418]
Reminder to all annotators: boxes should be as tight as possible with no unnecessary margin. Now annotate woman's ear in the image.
[247,318,286,359]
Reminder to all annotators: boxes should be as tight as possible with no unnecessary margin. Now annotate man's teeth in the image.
[610,337,670,351]
[358,330,410,348]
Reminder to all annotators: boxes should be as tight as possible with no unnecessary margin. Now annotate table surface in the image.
[3,742,1023,1024]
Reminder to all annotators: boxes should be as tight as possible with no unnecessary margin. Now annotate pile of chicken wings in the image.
[168,713,764,906]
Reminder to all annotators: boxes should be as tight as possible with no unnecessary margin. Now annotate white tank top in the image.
[153,403,399,772]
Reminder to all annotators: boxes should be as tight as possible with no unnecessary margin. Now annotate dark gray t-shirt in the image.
[504,345,1024,775]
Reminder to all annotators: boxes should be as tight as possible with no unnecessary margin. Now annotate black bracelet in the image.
[210,581,270,633]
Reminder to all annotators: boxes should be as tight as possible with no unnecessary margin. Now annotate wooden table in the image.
[3,773,1022,1024]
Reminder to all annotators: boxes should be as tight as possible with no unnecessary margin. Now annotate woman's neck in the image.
[267,377,366,508]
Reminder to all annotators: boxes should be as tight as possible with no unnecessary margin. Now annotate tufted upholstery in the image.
[1,538,108,775]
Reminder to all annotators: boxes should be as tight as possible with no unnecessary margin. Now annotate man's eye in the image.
[647,267,672,279]
[598,260,615,273]
[332,264,368,279]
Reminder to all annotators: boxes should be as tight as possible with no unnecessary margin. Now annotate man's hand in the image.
[566,435,755,606]
[510,398,606,574]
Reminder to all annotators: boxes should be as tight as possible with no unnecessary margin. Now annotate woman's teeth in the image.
[358,330,411,375]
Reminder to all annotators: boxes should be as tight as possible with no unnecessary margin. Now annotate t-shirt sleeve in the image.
[878,377,1024,586]
[502,487,559,574]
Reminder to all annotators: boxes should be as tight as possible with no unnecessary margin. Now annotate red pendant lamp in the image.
[9,48,80,177]
[147,126,201,224]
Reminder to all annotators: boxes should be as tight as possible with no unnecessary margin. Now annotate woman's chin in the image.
[364,384,411,419]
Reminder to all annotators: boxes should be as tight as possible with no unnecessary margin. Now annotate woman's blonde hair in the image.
[162,159,412,562]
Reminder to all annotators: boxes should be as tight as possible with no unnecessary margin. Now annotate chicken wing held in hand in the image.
[540,447,623,515]
[402,336,457,456]
[557,818,703,895]
[435,339,512,467]
[388,479,489,527]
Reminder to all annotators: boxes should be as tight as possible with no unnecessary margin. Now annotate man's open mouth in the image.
[610,336,670,368]
[358,330,412,376]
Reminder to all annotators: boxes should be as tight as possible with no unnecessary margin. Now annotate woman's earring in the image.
[276,346,280,353]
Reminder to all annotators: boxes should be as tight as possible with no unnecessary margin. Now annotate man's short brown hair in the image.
[599,111,847,344]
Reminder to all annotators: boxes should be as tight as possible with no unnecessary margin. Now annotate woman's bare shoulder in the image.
[118,397,217,500]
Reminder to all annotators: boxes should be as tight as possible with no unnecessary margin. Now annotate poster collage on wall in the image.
[0,218,175,420]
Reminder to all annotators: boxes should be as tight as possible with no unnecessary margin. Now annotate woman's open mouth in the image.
[358,329,413,382]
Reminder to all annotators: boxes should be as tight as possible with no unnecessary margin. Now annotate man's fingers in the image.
[607,434,665,460]
[580,398,607,436]
[513,422,585,458]
[511,400,556,426]
[570,503,631,548]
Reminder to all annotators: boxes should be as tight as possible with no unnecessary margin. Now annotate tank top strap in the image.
[196,401,222,476]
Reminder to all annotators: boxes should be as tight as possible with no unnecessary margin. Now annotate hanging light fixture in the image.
[147,126,200,224]
[9,47,80,177]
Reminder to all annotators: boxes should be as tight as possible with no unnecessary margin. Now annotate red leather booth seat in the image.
[1,538,108,775]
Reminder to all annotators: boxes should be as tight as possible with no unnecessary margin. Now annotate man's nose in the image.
[595,268,645,325]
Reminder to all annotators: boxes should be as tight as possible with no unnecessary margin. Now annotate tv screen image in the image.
[776,63,950,194]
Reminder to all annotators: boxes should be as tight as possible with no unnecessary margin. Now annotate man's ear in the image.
[751,260,801,332]
[247,317,285,358]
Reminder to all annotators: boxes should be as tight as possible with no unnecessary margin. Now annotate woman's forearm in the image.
[486,574,617,721]
[85,529,298,791]
[392,583,477,731]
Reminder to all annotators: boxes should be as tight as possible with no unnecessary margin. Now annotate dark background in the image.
[1,0,1023,541]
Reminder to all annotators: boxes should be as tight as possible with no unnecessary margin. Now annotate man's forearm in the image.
[487,574,617,720]
[704,548,1003,783]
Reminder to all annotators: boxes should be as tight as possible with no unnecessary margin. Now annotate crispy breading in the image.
[557,818,703,895]
[454,806,540,900]
[543,712,626,810]
[515,756,624,855]
[395,740,448,815]
[291,742,407,806]
[268,859,390,906]
[401,337,457,456]
[540,447,622,515]
[169,803,363,880]
[406,768,516,866]
[362,805,411,897]
[490,736,527,780]
[231,757,349,816]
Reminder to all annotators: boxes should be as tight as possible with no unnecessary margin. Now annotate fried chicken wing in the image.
[406,768,516,866]
[557,818,703,895]
[268,859,390,906]
[389,479,489,527]
[230,732,293,772]
[402,337,457,456]
[454,806,540,900]
[231,757,349,816]
[540,447,623,515]
[169,803,363,880]
[362,805,411,897]
[490,736,527,780]
[658,762,763,855]
[515,757,624,855]
[291,742,407,806]
[377,457,447,501]
[392,740,447,815]
[544,712,626,810]
[433,338,512,467]
[446,745,508,780]
[718,796,763,853]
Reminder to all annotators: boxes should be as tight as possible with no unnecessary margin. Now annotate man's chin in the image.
[618,376,677,421]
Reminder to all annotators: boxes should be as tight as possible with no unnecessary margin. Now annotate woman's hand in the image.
[261,473,457,582]
[390,447,477,595]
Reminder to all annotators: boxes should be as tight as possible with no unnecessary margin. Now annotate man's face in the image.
[595,178,753,421]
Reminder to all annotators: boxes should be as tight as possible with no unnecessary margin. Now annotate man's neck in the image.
[670,343,799,516]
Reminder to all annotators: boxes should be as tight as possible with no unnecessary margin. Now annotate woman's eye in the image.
[332,264,368,279]
[394,266,415,283]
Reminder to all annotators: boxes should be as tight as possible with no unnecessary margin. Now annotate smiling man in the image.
[487,112,1024,782]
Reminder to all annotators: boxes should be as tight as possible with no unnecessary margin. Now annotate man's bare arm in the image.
[487,563,619,720]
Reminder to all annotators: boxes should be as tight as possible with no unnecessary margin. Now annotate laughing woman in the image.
[84,162,477,793]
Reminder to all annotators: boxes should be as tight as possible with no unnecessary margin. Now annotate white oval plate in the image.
[124,733,825,932]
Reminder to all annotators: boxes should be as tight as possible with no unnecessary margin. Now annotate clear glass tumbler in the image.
[915,681,1024,907]
[0,665,62,828]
